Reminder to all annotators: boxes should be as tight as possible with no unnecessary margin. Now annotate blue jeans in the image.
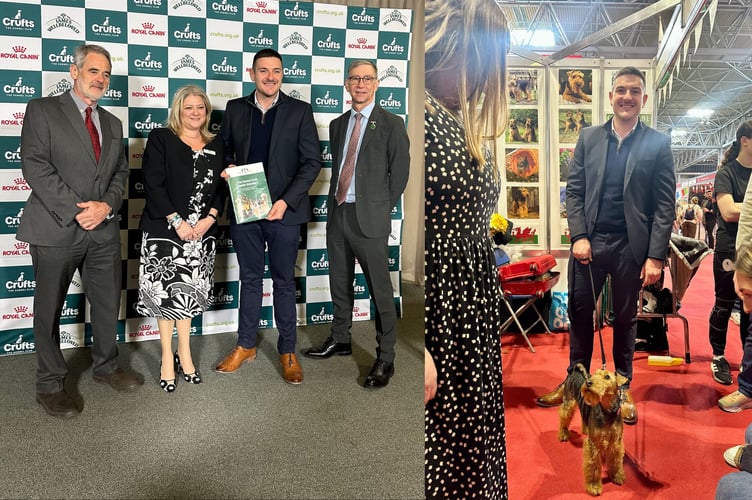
[715,424,752,499]
[230,219,300,354]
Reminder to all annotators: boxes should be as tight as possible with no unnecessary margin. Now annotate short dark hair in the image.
[253,49,282,67]
[612,66,646,89]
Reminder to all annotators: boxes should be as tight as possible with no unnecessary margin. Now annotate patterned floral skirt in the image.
[136,232,216,320]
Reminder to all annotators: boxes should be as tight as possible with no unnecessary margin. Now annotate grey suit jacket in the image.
[566,122,676,264]
[17,91,128,246]
[328,105,410,238]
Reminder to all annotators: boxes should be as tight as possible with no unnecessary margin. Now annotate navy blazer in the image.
[566,121,676,264]
[219,91,322,226]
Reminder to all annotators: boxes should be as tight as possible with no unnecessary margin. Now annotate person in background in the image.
[680,195,702,238]
[707,120,752,387]
[136,85,226,393]
[303,60,410,390]
[423,0,509,496]
[703,189,717,249]
[536,66,676,426]
[17,44,143,418]
[716,422,752,499]
[215,48,321,385]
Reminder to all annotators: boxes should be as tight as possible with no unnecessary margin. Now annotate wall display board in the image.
[0,0,412,356]
[498,59,653,289]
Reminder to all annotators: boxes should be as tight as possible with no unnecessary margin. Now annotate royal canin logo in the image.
[14,177,27,186]
[142,85,155,92]
[14,305,28,314]
[13,46,26,54]
[13,112,24,120]
[15,242,28,251]
[142,22,155,30]
[357,38,367,44]
[257,1,267,7]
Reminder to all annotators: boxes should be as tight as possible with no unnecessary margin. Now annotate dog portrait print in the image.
[508,69,538,104]
[507,109,538,144]
[505,148,539,182]
[559,109,591,143]
[507,186,539,219]
[559,148,574,182]
[560,69,593,104]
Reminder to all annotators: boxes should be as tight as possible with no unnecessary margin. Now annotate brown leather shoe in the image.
[280,353,303,384]
[536,381,565,407]
[36,390,80,418]
[93,367,144,391]
[620,388,638,425]
[215,346,257,373]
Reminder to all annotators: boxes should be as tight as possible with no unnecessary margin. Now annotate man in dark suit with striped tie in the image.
[17,44,143,418]
[304,60,410,389]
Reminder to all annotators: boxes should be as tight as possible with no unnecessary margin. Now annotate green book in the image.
[226,162,271,224]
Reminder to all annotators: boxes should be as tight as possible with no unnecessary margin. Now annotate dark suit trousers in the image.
[327,203,396,362]
[230,220,300,353]
[30,235,121,393]
[567,232,642,383]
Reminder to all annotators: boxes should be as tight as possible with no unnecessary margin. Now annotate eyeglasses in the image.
[347,76,377,85]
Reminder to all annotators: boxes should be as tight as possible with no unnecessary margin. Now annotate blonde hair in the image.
[167,85,215,142]
[737,241,752,276]
[425,0,509,171]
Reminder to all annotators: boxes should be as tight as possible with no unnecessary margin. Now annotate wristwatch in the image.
[105,207,115,222]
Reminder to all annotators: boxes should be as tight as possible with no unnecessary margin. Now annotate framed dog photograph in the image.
[508,69,538,105]
[559,186,567,219]
[559,109,592,143]
[507,185,540,220]
[507,109,539,144]
[559,147,574,182]
[559,68,593,105]
[505,148,539,182]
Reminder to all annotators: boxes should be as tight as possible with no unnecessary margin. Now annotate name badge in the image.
[202,149,216,156]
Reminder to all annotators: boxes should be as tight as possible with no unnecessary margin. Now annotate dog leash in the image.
[587,264,607,370]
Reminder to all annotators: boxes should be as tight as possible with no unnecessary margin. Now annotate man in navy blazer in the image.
[304,60,410,389]
[536,67,676,424]
[17,44,143,418]
[215,49,321,384]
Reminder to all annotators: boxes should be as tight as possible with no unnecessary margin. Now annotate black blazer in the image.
[328,105,410,238]
[139,128,226,237]
[219,91,322,226]
[566,121,676,264]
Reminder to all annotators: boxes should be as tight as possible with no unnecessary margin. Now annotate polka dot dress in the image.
[424,91,508,499]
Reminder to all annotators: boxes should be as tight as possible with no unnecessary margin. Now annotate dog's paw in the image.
[611,469,625,485]
[585,483,602,496]
[558,428,570,441]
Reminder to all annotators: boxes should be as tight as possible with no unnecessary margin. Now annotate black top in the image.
[139,128,226,237]
[714,159,752,254]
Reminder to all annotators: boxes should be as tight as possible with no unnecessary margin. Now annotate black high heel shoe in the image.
[159,360,177,393]
[174,351,202,384]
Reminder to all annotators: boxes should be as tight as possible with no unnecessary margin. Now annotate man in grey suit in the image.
[304,60,410,389]
[536,67,676,424]
[17,44,143,418]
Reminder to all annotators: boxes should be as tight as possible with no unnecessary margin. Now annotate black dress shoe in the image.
[303,336,352,359]
[363,359,394,389]
[36,390,79,418]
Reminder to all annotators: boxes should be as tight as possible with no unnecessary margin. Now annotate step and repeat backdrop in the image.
[0,0,412,356]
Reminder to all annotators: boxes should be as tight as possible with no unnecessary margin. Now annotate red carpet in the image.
[502,255,749,499]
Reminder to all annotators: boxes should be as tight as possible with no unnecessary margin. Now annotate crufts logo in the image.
[310,306,333,323]
[5,272,35,292]
[2,9,35,31]
[3,334,35,353]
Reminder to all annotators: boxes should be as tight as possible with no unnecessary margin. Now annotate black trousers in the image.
[709,250,749,356]
[567,232,642,383]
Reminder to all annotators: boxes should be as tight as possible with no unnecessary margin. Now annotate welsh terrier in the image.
[558,363,628,496]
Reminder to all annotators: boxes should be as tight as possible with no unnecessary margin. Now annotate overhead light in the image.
[671,129,688,138]
[686,108,714,119]
[510,29,556,48]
